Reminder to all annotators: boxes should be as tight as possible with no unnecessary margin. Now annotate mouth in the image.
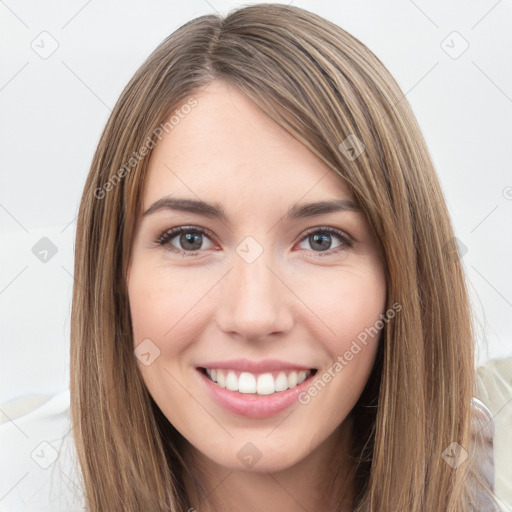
[197,367,318,396]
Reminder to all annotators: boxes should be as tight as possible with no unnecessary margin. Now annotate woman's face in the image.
[127,80,386,473]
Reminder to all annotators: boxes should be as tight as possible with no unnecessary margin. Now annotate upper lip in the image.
[198,358,315,373]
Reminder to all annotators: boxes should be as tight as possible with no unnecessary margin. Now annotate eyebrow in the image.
[143,197,359,221]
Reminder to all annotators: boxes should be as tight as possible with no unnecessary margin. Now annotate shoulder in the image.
[467,397,498,511]
[472,357,512,511]
[0,390,86,511]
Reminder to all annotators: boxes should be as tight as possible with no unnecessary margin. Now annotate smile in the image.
[200,368,317,395]
[196,359,319,418]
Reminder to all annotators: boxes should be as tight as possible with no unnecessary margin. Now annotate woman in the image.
[70,4,498,511]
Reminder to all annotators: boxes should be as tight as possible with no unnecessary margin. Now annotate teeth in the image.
[204,368,312,395]
[275,372,289,392]
[288,371,298,388]
[239,372,257,393]
[226,371,239,391]
[216,369,226,388]
[256,373,275,395]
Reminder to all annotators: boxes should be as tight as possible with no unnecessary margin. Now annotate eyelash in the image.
[156,225,353,258]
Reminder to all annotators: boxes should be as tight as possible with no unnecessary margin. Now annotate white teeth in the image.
[225,371,238,391]
[216,369,226,388]
[204,368,312,395]
[256,373,275,395]
[238,372,257,393]
[275,372,289,392]
[287,371,298,388]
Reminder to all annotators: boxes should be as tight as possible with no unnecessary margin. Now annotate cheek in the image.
[127,266,204,430]
[296,264,386,400]
[301,264,387,348]
[292,266,386,415]
[127,264,212,355]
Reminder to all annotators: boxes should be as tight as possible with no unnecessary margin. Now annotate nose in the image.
[215,248,294,341]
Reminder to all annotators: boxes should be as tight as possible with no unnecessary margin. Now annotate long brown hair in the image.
[70,4,492,510]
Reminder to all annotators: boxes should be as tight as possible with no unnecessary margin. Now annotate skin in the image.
[127,80,386,512]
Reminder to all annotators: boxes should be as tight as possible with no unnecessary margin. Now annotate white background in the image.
[1,0,511,406]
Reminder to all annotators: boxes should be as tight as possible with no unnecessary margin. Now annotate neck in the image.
[181,418,355,512]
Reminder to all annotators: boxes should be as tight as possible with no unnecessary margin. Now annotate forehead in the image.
[143,80,352,210]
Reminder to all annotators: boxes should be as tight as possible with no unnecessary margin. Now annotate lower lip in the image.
[197,368,316,419]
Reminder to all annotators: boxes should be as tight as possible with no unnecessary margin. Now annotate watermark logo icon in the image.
[441,31,469,59]
[236,236,263,264]
[31,31,59,59]
[237,442,262,468]
[444,236,468,261]
[134,338,161,366]
[442,442,468,468]
[32,237,58,263]
[338,134,365,161]
[31,441,59,469]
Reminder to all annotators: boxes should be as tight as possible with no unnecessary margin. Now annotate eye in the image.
[296,227,352,255]
[156,225,352,257]
[156,226,216,255]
